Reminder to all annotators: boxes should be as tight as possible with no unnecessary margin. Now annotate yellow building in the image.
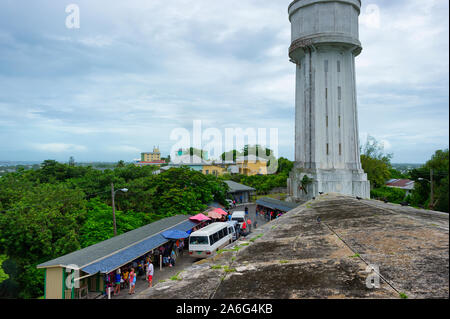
[235,155,268,176]
[202,164,227,176]
[141,147,161,162]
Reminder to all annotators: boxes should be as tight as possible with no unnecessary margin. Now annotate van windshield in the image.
[189,236,209,245]
[232,217,244,222]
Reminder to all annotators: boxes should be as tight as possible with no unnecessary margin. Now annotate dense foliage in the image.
[409,149,449,212]
[0,161,228,298]
[370,186,408,204]
[360,136,393,189]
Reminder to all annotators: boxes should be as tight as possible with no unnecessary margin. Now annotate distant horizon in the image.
[0,159,427,166]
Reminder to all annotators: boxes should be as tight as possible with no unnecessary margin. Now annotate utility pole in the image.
[111,183,117,236]
[429,169,434,210]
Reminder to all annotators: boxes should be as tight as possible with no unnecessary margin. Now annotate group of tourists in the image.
[255,206,284,221]
[105,255,155,297]
[104,204,261,298]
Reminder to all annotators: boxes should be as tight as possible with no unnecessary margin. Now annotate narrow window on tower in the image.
[324,60,328,73]
[337,60,341,72]
[326,144,329,155]
[338,116,341,128]
[339,143,342,156]
[325,88,328,99]
[338,86,342,100]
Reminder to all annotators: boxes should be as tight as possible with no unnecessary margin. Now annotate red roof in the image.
[386,179,414,188]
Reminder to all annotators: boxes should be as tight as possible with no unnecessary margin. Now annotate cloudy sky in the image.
[0,0,448,163]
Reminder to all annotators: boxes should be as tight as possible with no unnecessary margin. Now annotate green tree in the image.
[79,198,151,248]
[0,161,231,298]
[0,183,87,298]
[410,149,449,212]
[277,157,294,175]
[360,136,392,189]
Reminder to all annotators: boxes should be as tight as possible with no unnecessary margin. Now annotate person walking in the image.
[180,239,185,256]
[147,260,154,288]
[128,268,136,295]
[247,219,252,233]
[122,268,129,289]
[170,249,177,267]
[113,269,121,296]
[241,220,247,236]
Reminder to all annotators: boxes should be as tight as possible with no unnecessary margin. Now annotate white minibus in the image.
[231,211,246,228]
[188,222,233,258]
[226,220,238,241]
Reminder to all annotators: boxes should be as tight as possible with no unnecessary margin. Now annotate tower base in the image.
[287,166,370,201]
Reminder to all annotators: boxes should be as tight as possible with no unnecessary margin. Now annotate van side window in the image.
[209,235,215,245]
[213,232,219,242]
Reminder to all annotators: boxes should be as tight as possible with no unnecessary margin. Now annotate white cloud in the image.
[0,0,447,163]
[106,145,141,153]
[32,143,87,153]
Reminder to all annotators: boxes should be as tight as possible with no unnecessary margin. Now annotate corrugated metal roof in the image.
[37,215,193,270]
[82,219,197,274]
[386,179,415,190]
[224,180,255,193]
[256,197,300,212]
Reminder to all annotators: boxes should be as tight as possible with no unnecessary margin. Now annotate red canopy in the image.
[207,210,223,219]
[189,213,211,222]
[212,208,228,216]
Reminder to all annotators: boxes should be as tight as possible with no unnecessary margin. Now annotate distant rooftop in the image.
[224,180,255,193]
[386,179,415,190]
[256,197,301,212]
[170,154,211,166]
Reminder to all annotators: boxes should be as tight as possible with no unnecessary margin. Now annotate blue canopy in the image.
[81,219,197,274]
[162,229,190,240]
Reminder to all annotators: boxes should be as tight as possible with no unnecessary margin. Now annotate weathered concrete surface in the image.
[137,194,449,299]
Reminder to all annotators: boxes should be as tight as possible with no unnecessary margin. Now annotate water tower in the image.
[287,0,370,200]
